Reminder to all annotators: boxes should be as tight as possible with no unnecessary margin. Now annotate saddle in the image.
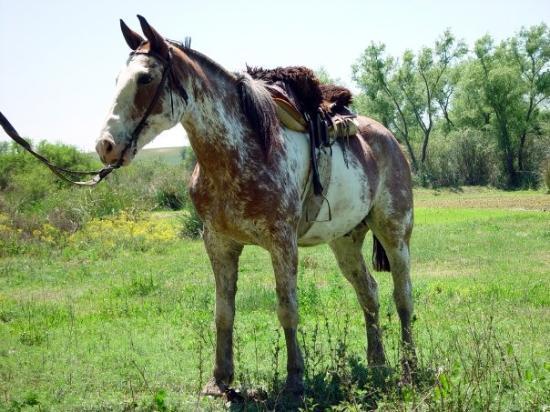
[247,66,358,235]
[247,66,358,141]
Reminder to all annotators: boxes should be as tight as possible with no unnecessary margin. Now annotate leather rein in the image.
[0,47,187,186]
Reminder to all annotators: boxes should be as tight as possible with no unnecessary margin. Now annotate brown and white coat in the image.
[96,16,417,397]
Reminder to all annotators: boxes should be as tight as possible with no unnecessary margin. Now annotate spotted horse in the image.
[96,15,417,399]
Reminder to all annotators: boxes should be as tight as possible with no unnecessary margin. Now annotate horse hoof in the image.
[201,378,227,397]
[400,358,417,385]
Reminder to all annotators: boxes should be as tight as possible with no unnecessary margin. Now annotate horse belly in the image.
[298,144,372,246]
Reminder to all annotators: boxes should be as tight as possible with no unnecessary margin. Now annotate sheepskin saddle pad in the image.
[246,66,358,139]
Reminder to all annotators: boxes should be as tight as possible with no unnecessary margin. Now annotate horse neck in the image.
[177,54,247,179]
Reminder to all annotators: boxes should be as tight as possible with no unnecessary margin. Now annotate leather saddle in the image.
[266,83,358,140]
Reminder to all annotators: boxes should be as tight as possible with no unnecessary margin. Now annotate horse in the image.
[96,15,417,397]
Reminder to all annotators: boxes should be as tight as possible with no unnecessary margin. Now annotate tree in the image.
[457,24,549,187]
[352,43,419,169]
[511,25,550,173]
[315,67,341,85]
[353,30,466,172]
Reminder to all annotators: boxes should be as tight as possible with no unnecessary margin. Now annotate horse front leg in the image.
[201,228,244,396]
[270,235,304,396]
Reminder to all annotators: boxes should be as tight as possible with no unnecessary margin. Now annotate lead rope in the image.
[0,111,117,186]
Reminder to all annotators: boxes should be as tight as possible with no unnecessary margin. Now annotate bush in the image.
[423,129,499,187]
[179,206,203,239]
[153,167,190,210]
[180,146,197,173]
[0,142,192,254]
[542,157,550,192]
[521,131,550,189]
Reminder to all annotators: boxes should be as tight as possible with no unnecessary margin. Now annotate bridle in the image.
[119,47,188,166]
[0,46,187,186]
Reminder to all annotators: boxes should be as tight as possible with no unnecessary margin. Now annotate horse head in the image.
[96,16,189,166]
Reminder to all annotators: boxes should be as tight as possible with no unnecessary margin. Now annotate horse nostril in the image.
[103,140,113,154]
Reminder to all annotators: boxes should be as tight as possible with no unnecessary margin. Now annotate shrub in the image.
[180,146,197,173]
[542,157,550,192]
[0,141,192,255]
[423,129,499,187]
[153,167,190,210]
[179,206,203,239]
[523,131,550,190]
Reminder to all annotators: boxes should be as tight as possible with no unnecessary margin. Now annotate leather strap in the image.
[0,111,116,186]
[297,146,332,238]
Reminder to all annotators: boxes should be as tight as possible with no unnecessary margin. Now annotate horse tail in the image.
[372,235,391,272]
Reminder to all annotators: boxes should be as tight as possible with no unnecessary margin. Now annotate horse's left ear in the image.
[137,15,169,57]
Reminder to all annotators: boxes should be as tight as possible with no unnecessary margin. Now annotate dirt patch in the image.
[414,188,549,211]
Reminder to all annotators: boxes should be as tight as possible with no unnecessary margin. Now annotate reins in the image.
[0,47,186,186]
[0,112,116,186]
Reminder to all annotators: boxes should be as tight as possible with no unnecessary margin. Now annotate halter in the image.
[0,46,188,186]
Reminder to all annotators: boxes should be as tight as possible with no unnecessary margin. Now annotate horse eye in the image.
[137,74,153,85]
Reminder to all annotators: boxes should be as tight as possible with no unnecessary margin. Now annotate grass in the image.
[85,146,184,166]
[0,188,549,410]
[414,186,550,210]
[134,147,184,166]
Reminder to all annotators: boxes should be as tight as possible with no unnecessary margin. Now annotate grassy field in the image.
[86,146,185,166]
[0,188,549,411]
[134,147,184,166]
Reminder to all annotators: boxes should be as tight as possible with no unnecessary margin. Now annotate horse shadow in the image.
[226,356,435,411]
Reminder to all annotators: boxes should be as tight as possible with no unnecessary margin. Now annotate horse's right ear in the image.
[120,19,144,50]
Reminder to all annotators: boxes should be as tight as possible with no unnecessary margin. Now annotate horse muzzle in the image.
[96,134,132,166]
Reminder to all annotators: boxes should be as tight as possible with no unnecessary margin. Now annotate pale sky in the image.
[0,0,547,151]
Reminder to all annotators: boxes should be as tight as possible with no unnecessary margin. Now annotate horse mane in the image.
[235,73,280,155]
[167,39,235,80]
[168,40,278,155]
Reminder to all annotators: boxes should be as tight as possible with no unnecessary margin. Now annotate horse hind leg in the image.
[270,235,305,396]
[329,223,386,366]
[367,207,417,380]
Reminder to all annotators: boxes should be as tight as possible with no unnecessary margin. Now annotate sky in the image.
[0,0,547,152]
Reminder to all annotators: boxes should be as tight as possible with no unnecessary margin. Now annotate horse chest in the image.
[190,173,295,244]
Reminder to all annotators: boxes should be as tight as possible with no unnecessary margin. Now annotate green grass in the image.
[134,146,184,165]
[0,189,549,410]
[86,146,185,166]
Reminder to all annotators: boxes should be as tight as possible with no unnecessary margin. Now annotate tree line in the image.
[351,24,549,189]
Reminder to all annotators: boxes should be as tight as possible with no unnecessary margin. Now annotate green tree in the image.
[353,30,466,171]
[315,67,342,85]
[353,43,419,168]
[456,24,549,187]
[511,25,550,173]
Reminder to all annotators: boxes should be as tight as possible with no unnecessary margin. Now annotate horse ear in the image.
[120,19,144,50]
[137,15,168,56]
